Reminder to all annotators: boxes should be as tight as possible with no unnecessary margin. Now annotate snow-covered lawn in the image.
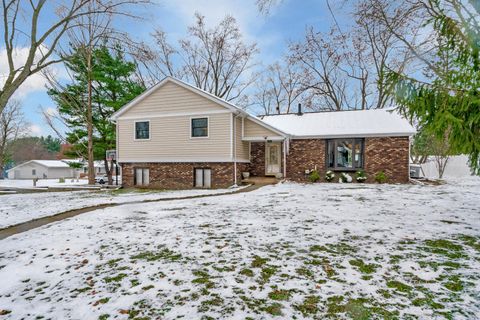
[0,178,89,188]
[0,178,479,319]
[0,187,242,229]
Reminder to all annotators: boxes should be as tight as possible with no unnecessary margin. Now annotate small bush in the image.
[325,170,335,182]
[339,172,352,183]
[374,171,387,183]
[58,177,65,183]
[308,170,320,182]
[356,170,367,183]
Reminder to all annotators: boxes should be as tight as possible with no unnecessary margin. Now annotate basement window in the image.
[326,138,364,170]
[191,118,208,138]
[134,168,149,186]
[194,168,211,188]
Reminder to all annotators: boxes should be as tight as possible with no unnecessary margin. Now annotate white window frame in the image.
[190,116,209,139]
[134,120,150,141]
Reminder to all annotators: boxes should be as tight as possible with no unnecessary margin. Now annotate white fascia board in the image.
[290,132,415,139]
[242,136,286,142]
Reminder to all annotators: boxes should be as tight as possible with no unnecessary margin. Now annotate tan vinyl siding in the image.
[121,81,226,118]
[244,118,279,138]
[117,113,231,162]
[235,117,249,161]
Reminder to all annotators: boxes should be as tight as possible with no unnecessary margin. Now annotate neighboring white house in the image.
[6,160,77,179]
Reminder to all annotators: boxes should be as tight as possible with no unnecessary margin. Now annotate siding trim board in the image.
[119,109,230,120]
[118,158,250,163]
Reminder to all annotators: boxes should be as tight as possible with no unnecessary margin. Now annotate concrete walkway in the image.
[0,180,280,240]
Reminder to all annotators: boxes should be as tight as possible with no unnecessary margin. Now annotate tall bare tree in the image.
[0,100,26,177]
[0,0,148,115]
[253,62,305,114]
[137,13,258,103]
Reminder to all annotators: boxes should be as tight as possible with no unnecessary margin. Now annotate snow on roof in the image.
[260,109,416,138]
[32,160,71,168]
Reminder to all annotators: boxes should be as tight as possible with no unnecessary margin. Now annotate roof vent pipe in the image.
[297,103,303,116]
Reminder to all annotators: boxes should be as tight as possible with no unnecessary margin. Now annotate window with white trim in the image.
[194,168,211,188]
[326,138,364,170]
[135,121,149,140]
[191,118,208,137]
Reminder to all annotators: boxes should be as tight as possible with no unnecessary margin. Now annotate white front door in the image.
[265,142,281,176]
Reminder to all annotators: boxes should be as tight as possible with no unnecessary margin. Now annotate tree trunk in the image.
[104,158,113,185]
[87,50,95,185]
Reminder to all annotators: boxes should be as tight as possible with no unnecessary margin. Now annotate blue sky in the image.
[11,0,348,137]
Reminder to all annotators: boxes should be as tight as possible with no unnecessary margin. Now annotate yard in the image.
[0,178,479,319]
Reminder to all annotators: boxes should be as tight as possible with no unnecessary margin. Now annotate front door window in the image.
[266,142,281,175]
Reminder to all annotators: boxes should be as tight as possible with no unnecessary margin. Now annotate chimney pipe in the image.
[297,103,303,116]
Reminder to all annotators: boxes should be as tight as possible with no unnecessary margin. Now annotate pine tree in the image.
[48,44,144,183]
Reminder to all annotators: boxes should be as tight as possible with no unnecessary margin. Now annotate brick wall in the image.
[249,142,265,177]
[121,162,243,189]
[364,137,410,183]
[286,139,326,182]
[285,137,410,183]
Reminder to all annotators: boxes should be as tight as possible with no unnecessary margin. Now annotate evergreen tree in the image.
[48,44,144,183]
[390,1,480,174]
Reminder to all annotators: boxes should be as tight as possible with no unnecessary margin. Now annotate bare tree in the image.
[253,62,305,114]
[0,100,26,177]
[290,28,351,111]
[0,0,149,115]
[138,13,258,102]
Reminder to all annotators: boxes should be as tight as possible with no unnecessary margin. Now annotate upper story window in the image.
[326,138,364,170]
[135,121,150,140]
[191,118,208,138]
[32,169,36,176]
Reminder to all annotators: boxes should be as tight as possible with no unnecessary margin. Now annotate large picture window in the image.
[327,138,364,170]
[191,118,208,137]
[135,121,150,140]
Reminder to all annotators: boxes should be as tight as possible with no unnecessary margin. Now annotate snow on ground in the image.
[0,187,242,229]
[0,178,89,188]
[0,178,479,319]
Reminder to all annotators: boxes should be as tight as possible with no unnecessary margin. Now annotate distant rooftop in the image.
[260,109,416,138]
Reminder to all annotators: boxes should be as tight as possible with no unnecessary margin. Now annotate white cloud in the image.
[28,124,43,136]
[0,46,63,99]
[160,0,269,44]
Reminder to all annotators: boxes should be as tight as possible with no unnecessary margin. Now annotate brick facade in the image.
[248,137,410,184]
[121,137,409,189]
[121,162,248,189]
[364,137,410,183]
[286,139,326,181]
[249,142,265,177]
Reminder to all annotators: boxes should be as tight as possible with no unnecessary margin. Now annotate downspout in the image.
[232,113,240,187]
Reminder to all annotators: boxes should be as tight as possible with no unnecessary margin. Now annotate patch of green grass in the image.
[239,268,254,277]
[296,267,314,278]
[130,279,140,287]
[103,273,128,283]
[198,295,224,312]
[98,314,109,320]
[423,239,466,259]
[294,295,320,316]
[386,280,412,293]
[444,275,464,292]
[310,245,328,252]
[251,255,269,268]
[349,259,379,274]
[457,235,480,252]
[259,265,278,283]
[141,285,154,291]
[130,248,182,262]
[268,289,291,301]
[263,303,283,316]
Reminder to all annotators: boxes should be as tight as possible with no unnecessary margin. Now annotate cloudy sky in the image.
[6,0,346,138]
